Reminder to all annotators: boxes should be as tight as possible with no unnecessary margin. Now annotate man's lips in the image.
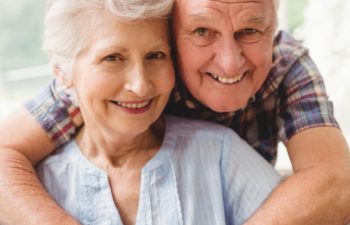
[206,71,248,84]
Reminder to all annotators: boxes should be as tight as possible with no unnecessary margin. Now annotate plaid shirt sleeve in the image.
[277,50,339,143]
[24,79,83,148]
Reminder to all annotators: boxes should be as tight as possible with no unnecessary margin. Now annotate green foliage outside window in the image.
[0,0,47,71]
[287,0,308,32]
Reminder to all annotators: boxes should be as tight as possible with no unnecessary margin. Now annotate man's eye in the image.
[194,27,211,37]
[146,51,166,60]
[104,54,123,61]
[234,28,262,43]
[190,27,217,46]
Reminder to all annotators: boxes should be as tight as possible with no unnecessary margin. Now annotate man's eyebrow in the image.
[188,14,215,23]
[245,16,266,25]
[212,0,261,3]
[186,12,266,26]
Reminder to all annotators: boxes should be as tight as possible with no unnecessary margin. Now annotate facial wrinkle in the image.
[210,0,261,4]
[226,0,264,31]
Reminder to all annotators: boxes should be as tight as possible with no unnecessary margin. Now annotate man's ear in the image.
[53,64,73,89]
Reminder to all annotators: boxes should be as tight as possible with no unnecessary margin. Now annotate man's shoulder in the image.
[256,31,312,99]
[273,30,307,57]
[271,30,309,75]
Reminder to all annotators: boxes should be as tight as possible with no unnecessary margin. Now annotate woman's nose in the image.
[124,64,152,97]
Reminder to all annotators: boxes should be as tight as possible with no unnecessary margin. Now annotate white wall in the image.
[300,0,350,143]
[276,0,350,173]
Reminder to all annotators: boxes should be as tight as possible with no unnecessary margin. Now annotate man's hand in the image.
[244,127,350,225]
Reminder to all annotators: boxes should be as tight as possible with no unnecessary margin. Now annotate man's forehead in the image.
[175,0,274,9]
[175,0,273,15]
[175,0,277,19]
[209,0,262,2]
[173,0,276,28]
[175,0,268,3]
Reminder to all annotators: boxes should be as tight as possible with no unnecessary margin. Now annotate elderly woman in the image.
[30,0,282,225]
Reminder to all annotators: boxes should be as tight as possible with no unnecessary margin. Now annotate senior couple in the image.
[0,0,350,224]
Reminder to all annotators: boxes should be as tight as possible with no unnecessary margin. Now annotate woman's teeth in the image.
[209,72,245,84]
[116,101,150,109]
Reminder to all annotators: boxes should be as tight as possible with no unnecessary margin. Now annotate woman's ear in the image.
[53,64,73,89]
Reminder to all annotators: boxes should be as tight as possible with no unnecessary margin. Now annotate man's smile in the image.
[205,71,248,85]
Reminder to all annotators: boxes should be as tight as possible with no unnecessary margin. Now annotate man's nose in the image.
[124,64,152,97]
[213,36,245,75]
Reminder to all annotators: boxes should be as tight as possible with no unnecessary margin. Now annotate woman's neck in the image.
[75,118,165,171]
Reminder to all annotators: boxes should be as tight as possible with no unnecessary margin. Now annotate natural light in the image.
[1,0,349,173]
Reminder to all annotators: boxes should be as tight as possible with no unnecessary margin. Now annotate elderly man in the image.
[0,0,350,225]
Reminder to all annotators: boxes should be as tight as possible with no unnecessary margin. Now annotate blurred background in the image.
[0,0,349,172]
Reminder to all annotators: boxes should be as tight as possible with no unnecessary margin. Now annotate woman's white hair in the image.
[43,0,174,67]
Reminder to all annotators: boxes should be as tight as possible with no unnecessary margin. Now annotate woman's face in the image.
[70,14,174,138]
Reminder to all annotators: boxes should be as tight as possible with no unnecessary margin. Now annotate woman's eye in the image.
[104,54,123,61]
[234,28,262,43]
[146,51,166,60]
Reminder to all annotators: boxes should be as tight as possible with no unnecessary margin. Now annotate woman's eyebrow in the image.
[92,37,129,53]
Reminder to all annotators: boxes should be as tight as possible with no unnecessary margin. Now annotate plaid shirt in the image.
[25,30,339,164]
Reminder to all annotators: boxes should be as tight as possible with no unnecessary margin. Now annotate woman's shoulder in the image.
[36,140,81,168]
[164,115,240,143]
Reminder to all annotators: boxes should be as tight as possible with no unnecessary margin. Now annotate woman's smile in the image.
[110,99,153,114]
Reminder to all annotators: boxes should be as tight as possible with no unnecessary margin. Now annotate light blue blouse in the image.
[36,116,281,225]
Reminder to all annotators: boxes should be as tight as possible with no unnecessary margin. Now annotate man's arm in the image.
[0,106,80,225]
[0,106,55,164]
[244,126,350,225]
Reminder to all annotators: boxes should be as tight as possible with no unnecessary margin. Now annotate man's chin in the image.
[204,100,248,113]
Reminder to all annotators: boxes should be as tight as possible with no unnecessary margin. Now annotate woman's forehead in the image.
[84,18,169,52]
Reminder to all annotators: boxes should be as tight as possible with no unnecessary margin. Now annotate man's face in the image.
[172,0,277,112]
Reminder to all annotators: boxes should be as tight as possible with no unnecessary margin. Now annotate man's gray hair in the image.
[43,0,173,66]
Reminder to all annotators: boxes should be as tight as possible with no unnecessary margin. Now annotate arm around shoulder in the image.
[244,127,350,225]
[0,106,80,224]
[0,147,80,225]
[287,127,350,223]
[0,105,54,164]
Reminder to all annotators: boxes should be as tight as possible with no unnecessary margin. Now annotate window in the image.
[0,0,50,116]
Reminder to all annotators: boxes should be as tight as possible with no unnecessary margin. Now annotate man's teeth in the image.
[117,101,149,109]
[210,73,245,84]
